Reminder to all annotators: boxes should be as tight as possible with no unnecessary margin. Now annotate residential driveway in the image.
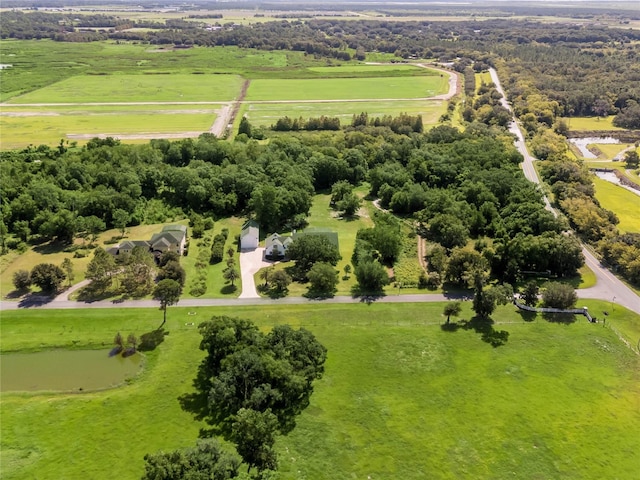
[238,248,273,299]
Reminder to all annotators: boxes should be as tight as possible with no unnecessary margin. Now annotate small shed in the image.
[240,220,259,250]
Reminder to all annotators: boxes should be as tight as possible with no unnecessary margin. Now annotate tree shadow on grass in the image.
[138,328,168,352]
[220,285,237,295]
[441,316,509,347]
[257,284,288,299]
[462,316,510,347]
[440,321,462,332]
[76,285,120,302]
[32,240,67,255]
[516,310,538,322]
[542,312,577,324]
[5,288,30,299]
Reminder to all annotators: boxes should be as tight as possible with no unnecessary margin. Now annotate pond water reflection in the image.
[0,349,143,393]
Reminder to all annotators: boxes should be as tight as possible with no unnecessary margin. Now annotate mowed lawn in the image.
[243,99,446,127]
[562,116,623,131]
[589,143,634,160]
[1,301,639,479]
[245,75,449,101]
[592,177,640,233]
[6,74,244,103]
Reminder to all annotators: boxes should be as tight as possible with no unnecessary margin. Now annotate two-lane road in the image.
[489,68,639,315]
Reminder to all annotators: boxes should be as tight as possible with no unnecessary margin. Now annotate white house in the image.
[264,233,293,258]
[240,220,259,250]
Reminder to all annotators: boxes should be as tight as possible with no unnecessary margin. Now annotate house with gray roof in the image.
[109,224,187,258]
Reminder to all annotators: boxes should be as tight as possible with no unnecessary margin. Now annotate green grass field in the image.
[6,74,244,104]
[589,143,634,160]
[1,301,639,479]
[245,76,448,101]
[562,116,623,131]
[591,177,640,233]
[0,111,216,149]
[307,64,437,76]
[0,41,318,102]
[243,99,445,127]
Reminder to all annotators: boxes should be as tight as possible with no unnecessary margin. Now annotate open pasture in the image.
[0,110,216,149]
[563,115,623,131]
[307,64,437,76]
[244,75,449,101]
[243,99,445,127]
[6,73,243,104]
[0,40,314,102]
[1,301,639,479]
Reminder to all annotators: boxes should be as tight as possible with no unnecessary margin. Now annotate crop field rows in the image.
[0,65,450,148]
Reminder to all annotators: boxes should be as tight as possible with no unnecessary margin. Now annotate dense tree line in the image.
[1,116,588,287]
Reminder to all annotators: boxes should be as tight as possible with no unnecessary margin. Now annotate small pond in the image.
[0,349,143,393]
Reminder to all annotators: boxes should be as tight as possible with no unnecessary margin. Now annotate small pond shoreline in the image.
[0,348,144,394]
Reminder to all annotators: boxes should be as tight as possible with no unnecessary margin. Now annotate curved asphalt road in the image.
[490,68,639,315]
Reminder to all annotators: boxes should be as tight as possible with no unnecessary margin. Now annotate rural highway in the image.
[489,68,640,315]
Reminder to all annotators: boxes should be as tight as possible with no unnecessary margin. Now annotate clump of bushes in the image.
[190,235,212,296]
[210,229,228,264]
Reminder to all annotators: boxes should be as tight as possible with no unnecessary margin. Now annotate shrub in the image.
[210,233,227,264]
[12,270,31,290]
[542,282,578,309]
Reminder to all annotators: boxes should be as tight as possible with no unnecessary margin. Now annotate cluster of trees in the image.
[171,317,326,475]
[286,234,341,295]
[272,115,341,132]
[350,112,423,134]
[462,81,511,127]
[599,233,640,285]
[13,262,68,294]
[82,247,186,310]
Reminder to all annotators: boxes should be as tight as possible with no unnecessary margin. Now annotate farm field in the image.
[245,76,448,101]
[0,111,217,149]
[0,41,311,102]
[243,99,445,128]
[6,74,244,104]
[1,301,639,479]
[591,177,640,233]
